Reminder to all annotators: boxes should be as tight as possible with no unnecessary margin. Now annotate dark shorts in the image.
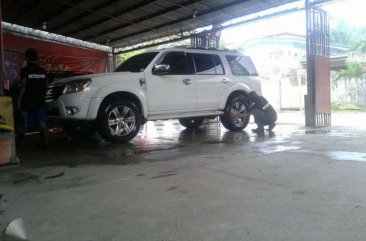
[24,110,46,129]
[252,109,277,126]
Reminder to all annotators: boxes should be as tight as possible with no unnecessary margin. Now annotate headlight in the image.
[63,79,91,94]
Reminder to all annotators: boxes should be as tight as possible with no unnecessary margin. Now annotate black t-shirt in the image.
[252,96,268,110]
[20,63,48,111]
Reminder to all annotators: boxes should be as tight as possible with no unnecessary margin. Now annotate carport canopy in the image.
[2,0,328,52]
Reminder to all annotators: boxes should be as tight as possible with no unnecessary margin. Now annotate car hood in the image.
[53,72,144,84]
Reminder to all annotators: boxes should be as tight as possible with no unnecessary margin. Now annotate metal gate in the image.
[305,0,331,127]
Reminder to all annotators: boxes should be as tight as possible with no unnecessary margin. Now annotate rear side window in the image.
[192,53,224,75]
[212,55,224,75]
[156,52,191,75]
[226,55,258,76]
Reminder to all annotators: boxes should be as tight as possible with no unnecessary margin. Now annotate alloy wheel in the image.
[107,105,136,136]
[229,101,249,128]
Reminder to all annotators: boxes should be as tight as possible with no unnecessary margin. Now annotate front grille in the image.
[45,83,65,102]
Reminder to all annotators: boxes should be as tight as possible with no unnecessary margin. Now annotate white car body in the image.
[46,47,261,142]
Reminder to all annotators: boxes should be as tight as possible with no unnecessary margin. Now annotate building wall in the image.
[332,75,366,106]
[241,34,351,111]
[243,40,307,111]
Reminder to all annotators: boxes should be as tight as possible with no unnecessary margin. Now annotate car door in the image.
[146,51,196,113]
[191,53,230,110]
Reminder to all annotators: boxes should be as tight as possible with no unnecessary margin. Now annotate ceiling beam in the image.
[115,6,304,54]
[52,0,126,33]
[82,0,203,41]
[2,22,111,52]
[63,0,158,36]
[17,0,48,26]
[107,0,251,46]
[31,0,85,30]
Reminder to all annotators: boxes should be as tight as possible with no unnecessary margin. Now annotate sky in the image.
[323,0,366,27]
[221,0,366,48]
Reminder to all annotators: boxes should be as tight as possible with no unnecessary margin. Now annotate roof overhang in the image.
[2,0,336,52]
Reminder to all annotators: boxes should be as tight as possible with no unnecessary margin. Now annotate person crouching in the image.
[248,91,277,133]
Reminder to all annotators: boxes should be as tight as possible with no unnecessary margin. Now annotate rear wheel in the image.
[220,95,250,131]
[97,101,141,143]
[178,117,204,129]
[62,121,96,139]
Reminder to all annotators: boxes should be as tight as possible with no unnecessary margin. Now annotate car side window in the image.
[156,52,191,75]
[212,55,224,75]
[226,55,258,76]
[192,53,224,75]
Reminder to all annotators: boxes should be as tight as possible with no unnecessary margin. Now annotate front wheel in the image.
[97,101,141,143]
[178,117,204,129]
[220,95,250,131]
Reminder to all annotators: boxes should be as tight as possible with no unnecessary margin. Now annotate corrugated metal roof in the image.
[2,0,303,49]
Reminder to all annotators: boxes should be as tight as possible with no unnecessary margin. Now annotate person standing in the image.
[18,48,48,146]
[248,91,277,134]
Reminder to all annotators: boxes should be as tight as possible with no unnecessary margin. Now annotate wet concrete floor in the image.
[1,116,366,241]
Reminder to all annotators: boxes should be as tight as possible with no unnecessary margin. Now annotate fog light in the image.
[66,106,80,115]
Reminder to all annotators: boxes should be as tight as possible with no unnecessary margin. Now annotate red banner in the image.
[3,33,108,86]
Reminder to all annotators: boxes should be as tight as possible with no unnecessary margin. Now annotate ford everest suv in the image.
[45,47,261,142]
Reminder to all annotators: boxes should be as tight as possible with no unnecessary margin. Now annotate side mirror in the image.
[153,64,170,75]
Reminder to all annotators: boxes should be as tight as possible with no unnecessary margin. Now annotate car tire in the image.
[62,121,96,139]
[97,100,141,143]
[220,94,250,131]
[178,117,204,129]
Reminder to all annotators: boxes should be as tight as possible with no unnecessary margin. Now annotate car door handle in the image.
[182,78,192,85]
[221,78,230,83]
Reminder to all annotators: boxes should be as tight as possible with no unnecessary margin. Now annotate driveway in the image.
[1,113,366,241]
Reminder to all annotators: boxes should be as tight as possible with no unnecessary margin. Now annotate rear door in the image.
[192,53,230,110]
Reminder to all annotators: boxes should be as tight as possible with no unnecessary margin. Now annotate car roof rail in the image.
[173,45,239,52]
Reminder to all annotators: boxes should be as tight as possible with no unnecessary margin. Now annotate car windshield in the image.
[114,52,158,72]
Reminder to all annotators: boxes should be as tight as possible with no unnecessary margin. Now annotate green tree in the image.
[116,50,143,65]
[330,21,366,53]
[334,60,365,103]
[353,27,366,53]
[330,21,352,46]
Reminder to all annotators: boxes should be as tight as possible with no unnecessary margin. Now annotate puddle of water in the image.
[12,173,39,184]
[44,172,65,180]
[326,151,366,162]
[301,129,362,138]
[259,145,301,154]
[305,130,331,135]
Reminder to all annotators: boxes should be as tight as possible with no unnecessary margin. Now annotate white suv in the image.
[45,47,261,142]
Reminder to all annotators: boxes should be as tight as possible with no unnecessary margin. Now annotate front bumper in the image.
[49,92,92,120]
